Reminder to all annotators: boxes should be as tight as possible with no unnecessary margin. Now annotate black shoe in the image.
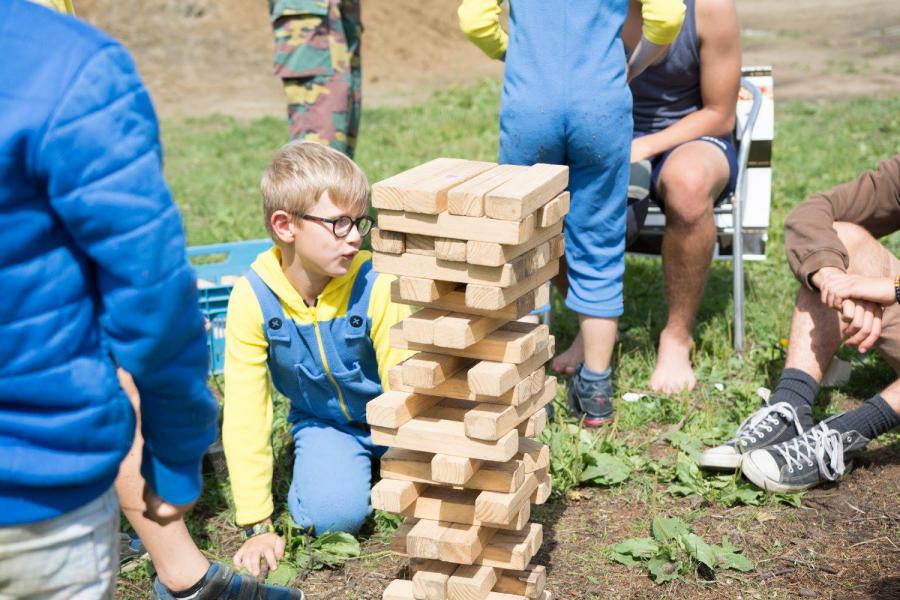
[152,563,304,600]
[741,418,870,493]
[567,366,614,427]
[698,401,809,470]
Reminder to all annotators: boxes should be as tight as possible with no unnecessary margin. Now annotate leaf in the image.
[580,453,631,485]
[266,562,298,586]
[681,533,717,569]
[720,551,754,572]
[719,484,765,506]
[651,516,691,543]
[312,531,361,558]
[648,554,681,583]
[665,484,697,497]
[610,552,641,567]
[775,492,805,508]
[664,431,702,459]
[613,537,660,559]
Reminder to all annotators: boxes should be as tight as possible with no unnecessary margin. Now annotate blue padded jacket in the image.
[0,0,219,525]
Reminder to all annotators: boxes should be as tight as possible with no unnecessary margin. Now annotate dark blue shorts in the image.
[644,133,738,207]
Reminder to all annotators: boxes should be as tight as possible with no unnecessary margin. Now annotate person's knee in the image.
[660,169,715,227]
[288,485,370,536]
[833,221,875,263]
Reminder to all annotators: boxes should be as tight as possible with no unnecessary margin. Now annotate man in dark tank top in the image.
[553,0,741,394]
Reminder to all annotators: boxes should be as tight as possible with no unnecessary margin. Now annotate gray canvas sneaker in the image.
[741,418,870,493]
[699,401,807,470]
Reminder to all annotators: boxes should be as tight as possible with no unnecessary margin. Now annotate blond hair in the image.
[260,141,369,237]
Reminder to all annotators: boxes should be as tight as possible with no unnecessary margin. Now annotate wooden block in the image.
[448,164,529,217]
[465,377,556,441]
[466,221,563,268]
[371,479,424,513]
[384,578,417,600]
[372,228,407,254]
[432,455,481,485]
[401,353,470,388]
[403,160,497,214]
[433,313,507,350]
[474,474,538,525]
[402,309,450,345]
[531,468,552,505]
[400,278,458,304]
[439,523,497,565]
[467,339,554,397]
[391,279,550,320]
[413,560,458,600]
[406,234,437,256]
[448,565,498,600]
[536,191,570,228]
[381,448,525,494]
[391,518,419,554]
[435,238,468,262]
[404,487,530,530]
[484,164,569,221]
[493,565,547,598]
[375,243,553,289]
[377,210,537,245]
[366,390,441,428]
[466,261,559,311]
[516,438,549,473]
[391,322,548,365]
[475,524,542,571]
[373,158,468,210]
[389,365,540,407]
[516,407,547,438]
[371,415,519,462]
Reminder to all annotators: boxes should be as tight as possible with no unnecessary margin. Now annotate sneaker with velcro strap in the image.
[698,401,808,470]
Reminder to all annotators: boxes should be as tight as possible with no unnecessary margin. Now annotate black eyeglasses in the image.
[300,214,374,238]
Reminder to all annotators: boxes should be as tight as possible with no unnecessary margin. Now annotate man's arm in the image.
[631,0,740,161]
[785,155,900,289]
[35,43,218,506]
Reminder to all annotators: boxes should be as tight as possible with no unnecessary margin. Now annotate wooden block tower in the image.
[367,158,569,600]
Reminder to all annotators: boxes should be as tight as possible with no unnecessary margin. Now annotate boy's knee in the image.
[288,486,370,536]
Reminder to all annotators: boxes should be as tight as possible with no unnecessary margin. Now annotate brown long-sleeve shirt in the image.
[784,155,900,289]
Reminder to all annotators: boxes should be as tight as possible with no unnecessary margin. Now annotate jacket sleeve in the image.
[639,0,686,45]
[222,278,276,525]
[33,43,219,506]
[458,0,508,60]
[785,156,900,289]
[368,274,416,389]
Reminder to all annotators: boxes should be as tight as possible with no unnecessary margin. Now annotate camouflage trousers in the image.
[271,0,361,157]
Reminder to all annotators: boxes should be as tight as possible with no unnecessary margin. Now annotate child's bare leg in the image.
[115,370,211,593]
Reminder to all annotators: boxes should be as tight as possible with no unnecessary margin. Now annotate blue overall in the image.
[500,0,632,318]
[246,261,386,535]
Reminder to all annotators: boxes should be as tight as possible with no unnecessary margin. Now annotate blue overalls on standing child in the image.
[246,261,384,534]
[500,0,633,318]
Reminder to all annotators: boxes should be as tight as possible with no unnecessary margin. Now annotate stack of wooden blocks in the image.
[366,158,570,600]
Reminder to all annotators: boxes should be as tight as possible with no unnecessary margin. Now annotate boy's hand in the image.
[234,532,286,577]
[142,485,195,525]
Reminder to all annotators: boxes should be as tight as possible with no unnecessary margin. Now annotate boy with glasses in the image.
[222,141,413,576]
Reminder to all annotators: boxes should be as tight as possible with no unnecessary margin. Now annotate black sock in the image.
[769,368,818,428]
[829,395,900,440]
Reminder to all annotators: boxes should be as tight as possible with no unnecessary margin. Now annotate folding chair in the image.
[627,67,772,353]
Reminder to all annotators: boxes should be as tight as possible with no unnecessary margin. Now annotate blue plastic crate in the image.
[187,239,273,374]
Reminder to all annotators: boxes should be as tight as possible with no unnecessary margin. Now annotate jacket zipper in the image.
[312,310,352,421]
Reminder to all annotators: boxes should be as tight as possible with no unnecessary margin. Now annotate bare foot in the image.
[649,329,696,393]
[552,330,584,375]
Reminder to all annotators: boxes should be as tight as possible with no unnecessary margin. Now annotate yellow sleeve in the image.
[368,274,416,389]
[639,0,686,45]
[458,0,508,60]
[222,277,275,526]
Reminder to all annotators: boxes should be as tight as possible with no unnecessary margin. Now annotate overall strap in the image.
[345,259,377,326]
[245,269,292,345]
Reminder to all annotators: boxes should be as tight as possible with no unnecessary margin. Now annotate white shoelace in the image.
[774,423,846,481]
[736,401,804,446]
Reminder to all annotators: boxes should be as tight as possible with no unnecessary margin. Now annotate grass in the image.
[128,81,900,597]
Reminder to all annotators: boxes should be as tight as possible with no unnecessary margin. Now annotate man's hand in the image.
[630,136,656,164]
[142,485,195,525]
[821,272,895,308]
[234,532,286,577]
[839,298,884,353]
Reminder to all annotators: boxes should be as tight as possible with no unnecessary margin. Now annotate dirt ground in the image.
[75,0,899,119]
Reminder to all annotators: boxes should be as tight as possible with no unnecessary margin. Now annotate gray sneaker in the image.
[699,402,807,470]
[741,418,870,493]
[567,367,614,427]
